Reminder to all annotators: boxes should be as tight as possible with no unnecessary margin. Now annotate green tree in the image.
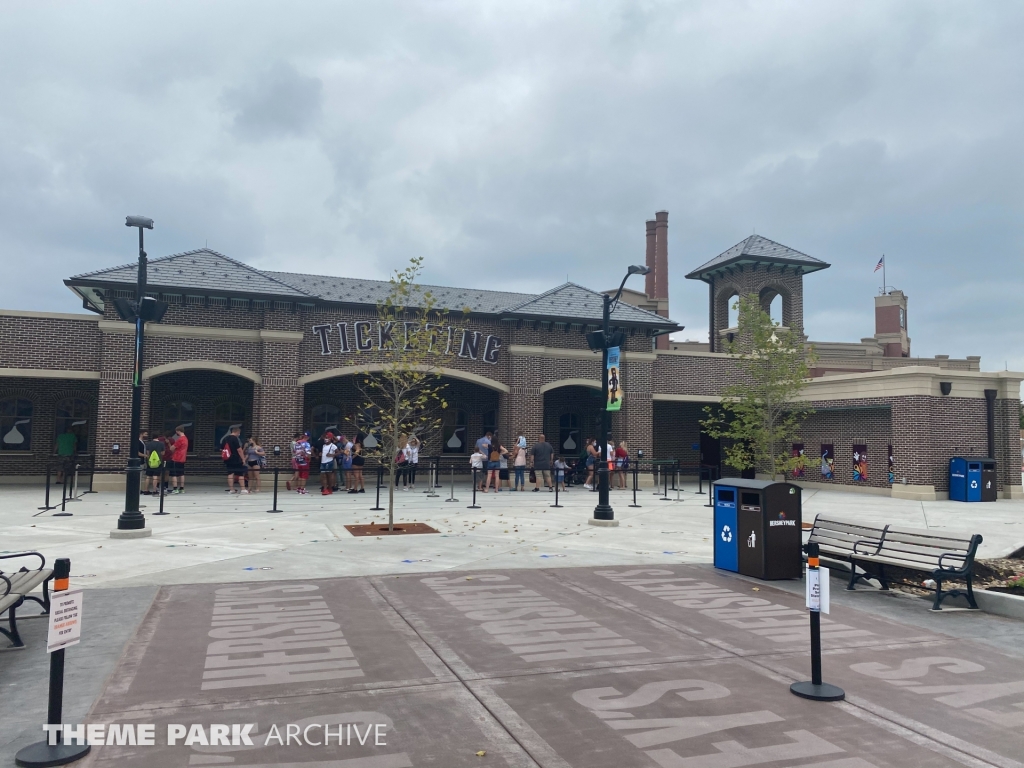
[356,256,463,532]
[702,293,816,478]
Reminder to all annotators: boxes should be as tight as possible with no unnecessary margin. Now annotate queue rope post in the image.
[427,460,439,498]
[68,463,80,502]
[629,464,641,508]
[153,462,168,515]
[790,542,846,702]
[468,468,480,509]
[445,466,458,502]
[704,466,716,508]
[434,457,442,488]
[53,474,72,517]
[37,466,56,513]
[371,466,384,511]
[266,468,282,513]
[652,464,660,495]
[697,465,705,495]
[15,557,91,768]
[550,474,563,509]
[675,465,681,502]
[661,465,670,501]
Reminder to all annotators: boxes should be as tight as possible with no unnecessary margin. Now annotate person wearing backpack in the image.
[143,433,165,495]
[222,424,247,493]
[483,437,507,493]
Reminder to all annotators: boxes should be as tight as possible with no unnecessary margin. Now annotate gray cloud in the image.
[0,1,1022,369]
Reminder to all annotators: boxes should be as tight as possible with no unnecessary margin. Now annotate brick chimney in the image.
[645,219,657,299]
[653,211,669,349]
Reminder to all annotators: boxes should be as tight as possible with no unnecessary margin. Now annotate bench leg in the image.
[876,564,890,591]
[846,560,860,590]
[931,578,944,611]
[965,573,979,610]
[0,599,25,649]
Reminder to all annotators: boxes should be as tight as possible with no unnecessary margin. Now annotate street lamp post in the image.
[591,264,649,526]
[112,216,165,538]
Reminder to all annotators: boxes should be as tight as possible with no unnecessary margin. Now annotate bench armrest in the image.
[0,572,11,599]
[0,552,46,571]
[852,539,882,556]
[937,552,969,572]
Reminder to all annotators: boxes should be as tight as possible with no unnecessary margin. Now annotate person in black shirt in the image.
[223,425,247,494]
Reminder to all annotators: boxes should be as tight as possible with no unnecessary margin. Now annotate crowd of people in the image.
[135,424,633,498]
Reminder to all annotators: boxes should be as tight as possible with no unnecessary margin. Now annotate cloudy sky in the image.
[2,1,1022,369]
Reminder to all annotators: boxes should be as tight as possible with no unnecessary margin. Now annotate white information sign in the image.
[805,567,830,614]
[47,588,83,653]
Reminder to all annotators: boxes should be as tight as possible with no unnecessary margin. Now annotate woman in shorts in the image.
[245,436,266,492]
[349,442,365,493]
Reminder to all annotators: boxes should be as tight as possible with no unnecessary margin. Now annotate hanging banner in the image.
[606,346,622,412]
[820,443,834,480]
[888,444,895,485]
[853,444,868,482]
[791,443,805,478]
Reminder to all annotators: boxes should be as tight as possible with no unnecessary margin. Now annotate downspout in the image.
[984,389,996,459]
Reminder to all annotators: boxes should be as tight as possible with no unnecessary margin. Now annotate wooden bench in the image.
[807,515,983,610]
[0,552,53,649]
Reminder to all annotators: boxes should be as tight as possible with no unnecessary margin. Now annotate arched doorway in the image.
[147,370,255,457]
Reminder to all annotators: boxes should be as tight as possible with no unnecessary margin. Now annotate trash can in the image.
[713,479,802,580]
[713,485,738,572]
[949,457,997,502]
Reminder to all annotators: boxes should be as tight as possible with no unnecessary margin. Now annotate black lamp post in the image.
[113,216,166,536]
[591,264,649,525]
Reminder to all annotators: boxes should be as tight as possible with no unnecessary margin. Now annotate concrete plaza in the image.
[2,480,1024,766]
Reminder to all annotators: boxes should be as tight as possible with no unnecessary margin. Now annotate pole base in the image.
[588,518,620,527]
[266,509,282,514]
[51,513,73,517]
[110,528,153,539]
[790,681,845,701]
[15,740,91,767]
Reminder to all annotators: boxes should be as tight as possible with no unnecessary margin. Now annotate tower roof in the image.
[685,235,830,283]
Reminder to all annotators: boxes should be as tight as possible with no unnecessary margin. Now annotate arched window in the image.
[443,408,468,453]
[214,401,247,448]
[0,398,33,451]
[727,293,740,328]
[54,398,90,454]
[162,401,195,452]
[310,403,341,443]
[559,413,580,455]
[482,409,497,439]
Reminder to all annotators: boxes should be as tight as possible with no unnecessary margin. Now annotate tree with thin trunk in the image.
[356,257,463,532]
[702,293,816,479]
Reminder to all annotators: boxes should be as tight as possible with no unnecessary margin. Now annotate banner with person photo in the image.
[606,346,622,412]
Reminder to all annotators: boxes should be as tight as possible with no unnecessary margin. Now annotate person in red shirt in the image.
[614,441,629,489]
[169,425,189,494]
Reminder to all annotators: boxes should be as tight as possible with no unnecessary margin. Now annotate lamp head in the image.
[628,264,650,276]
[125,215,154,229]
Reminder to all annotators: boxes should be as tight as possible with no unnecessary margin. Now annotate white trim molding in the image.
[652,393,721,403]
[141,360,262,384]
[299,365,510,393]
[98,321,304,344]
[799,366,1022,401]
[0,309,101,322]
[0,368,100,380]
[539,378,602,394]
[509,344,655,362]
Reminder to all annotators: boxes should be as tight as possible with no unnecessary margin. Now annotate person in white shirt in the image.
[319,432,338,496]
[403,435,420,490]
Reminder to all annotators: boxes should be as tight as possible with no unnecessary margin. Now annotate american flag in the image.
[874,255,885,273]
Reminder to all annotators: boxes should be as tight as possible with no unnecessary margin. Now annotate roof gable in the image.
[506,282,675,327]
[68,249,311,298]
[685,235,830,282]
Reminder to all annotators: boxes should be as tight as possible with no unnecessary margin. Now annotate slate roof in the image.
[265,271,534,314]
[66,248,677,328]
[68,249,310,298]
[685,235,830,282]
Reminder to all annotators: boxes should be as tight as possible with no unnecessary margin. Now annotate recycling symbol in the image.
[721,525,732,543]
[970,480,978,489]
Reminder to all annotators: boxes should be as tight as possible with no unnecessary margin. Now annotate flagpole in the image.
[882,255,886,293]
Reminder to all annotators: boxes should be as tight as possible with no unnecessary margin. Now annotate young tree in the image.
[702,293,816,479]
[356,257,463,532]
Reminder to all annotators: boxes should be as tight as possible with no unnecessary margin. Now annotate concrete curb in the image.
[975,590,1024,620]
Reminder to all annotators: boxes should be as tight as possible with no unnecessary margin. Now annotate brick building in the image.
[1,213,1019,501]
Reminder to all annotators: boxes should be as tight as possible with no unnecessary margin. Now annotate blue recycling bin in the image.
[949,457,995,502]
[714,485,738,572]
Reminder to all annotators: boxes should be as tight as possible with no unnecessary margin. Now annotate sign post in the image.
[15,557,91,767]
[790,543,845,702]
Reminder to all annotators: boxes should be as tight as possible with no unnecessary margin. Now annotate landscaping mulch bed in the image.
[859,556,1024,598]
[344,522,440,537]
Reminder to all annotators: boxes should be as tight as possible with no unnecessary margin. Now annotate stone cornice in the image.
[0,309,101,322]
[509,344,656,362]
[0,368,100,380]
[97,321,303,344]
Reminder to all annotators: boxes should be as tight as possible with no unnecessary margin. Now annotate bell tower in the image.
[874,290,910,357]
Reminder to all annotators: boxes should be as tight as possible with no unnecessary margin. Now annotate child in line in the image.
[554,457,567,492]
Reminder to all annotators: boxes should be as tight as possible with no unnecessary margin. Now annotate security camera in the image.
[125,216,154,229]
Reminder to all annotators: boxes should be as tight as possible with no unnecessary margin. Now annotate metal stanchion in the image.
[15,558,91,768]
[65,463,81,503]
[467,468,480,509]
[704,466,716,508]
[36,466,56,514]
[652,464,661,494]
[628,464,641,508]
[426,461,439,497]
[434,457,442,488]
[267,468,282,513]
[675,467,681,501]
[697,466,705,495]
[791,543,845,702]
[53,475,72,517]
[551,475,563,508]
[660,466,670,501]
[153,462,169,515]
[370,466,384,511]
[445,467,458,502]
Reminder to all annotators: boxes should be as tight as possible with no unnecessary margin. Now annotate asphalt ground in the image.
[7,564,1019,768]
